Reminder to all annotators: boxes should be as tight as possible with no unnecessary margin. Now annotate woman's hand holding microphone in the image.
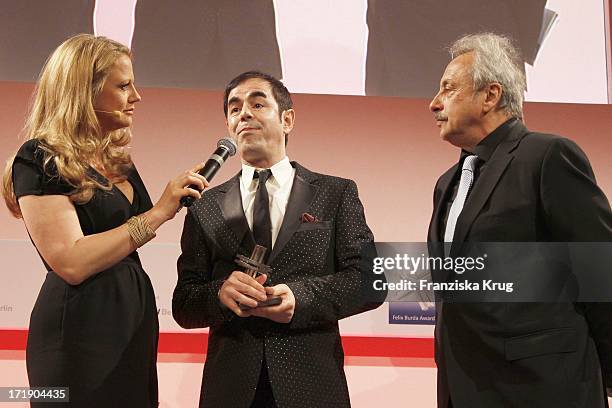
[145,162,209,230]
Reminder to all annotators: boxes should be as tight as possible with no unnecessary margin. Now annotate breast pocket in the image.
[282,221,334,275]
[471,204,536,241]
[296,220,332,232]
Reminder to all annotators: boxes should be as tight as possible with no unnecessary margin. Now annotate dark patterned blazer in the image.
[173,162,378,408]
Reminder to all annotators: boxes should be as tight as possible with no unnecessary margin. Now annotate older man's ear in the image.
[481,83,503,113]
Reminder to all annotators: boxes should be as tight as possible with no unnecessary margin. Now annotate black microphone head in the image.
[217,137,237,156]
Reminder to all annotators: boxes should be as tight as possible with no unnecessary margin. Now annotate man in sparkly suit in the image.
[173,71,380,407]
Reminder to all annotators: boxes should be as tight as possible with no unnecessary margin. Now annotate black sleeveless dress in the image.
[12,139,159,407]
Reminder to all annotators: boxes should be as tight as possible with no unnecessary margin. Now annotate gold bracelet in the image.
[126,214,156,247]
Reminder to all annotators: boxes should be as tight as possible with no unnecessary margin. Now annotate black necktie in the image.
[252,169,273,254]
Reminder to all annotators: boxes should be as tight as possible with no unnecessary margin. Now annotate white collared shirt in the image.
[239,156,295,248]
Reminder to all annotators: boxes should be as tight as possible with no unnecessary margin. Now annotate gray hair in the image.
[450,33,526,119]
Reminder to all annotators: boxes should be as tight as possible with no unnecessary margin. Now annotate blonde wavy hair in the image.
[2,34,134,218]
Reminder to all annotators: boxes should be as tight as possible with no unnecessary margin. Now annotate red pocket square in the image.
[300,212,319,223]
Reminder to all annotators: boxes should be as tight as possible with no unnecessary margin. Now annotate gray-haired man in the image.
[427,33,612,407]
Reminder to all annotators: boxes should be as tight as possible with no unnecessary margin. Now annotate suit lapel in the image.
[429,166,459,282]
[451,122,527,249]
[215,175,256,253]
[268,163,319,263]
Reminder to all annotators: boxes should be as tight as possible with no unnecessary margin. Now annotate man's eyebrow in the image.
[228,91,267,107]
[227,96,240,106]
[247,91,268,100]
[249,91,268,99]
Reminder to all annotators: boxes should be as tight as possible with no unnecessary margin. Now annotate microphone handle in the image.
[199,158,223,181]
[179,146,231,208]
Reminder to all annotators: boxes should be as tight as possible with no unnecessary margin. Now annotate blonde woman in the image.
[2,34,207,406]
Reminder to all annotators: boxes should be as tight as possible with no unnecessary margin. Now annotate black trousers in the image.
[250,360,277,408]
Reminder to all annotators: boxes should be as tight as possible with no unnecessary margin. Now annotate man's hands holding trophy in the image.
[218,245,295,323]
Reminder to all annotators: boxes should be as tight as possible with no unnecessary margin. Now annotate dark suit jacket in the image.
[173,162,378,408]
[428,120,612,407]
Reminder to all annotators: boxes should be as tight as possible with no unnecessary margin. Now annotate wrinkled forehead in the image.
[441,52,474,84]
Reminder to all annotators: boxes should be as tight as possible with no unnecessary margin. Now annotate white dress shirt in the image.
[239,157,295,248]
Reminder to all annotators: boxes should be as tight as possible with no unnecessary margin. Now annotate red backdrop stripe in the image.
[0,329,434,358]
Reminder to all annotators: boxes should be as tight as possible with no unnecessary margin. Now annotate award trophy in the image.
[235,245,282,310]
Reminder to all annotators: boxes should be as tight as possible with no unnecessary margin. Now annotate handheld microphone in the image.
[94,110,122,118]
[180,137,238,208]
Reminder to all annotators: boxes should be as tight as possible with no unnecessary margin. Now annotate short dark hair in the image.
[223,71,293,118]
